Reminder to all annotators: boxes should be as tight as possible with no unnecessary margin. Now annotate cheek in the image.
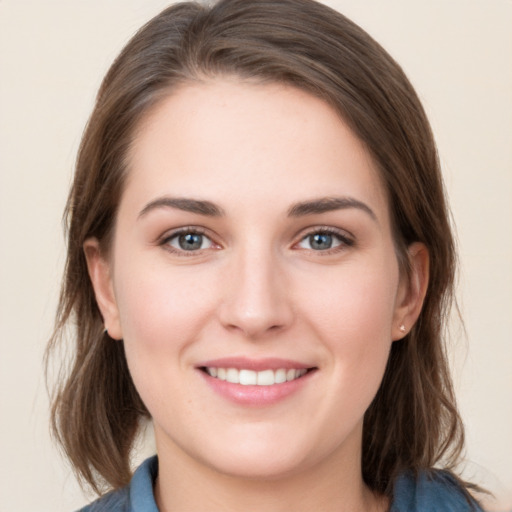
[301,260,399,343]
[112,260,221,416]
[299,259,399,404]
[113,257,217,359]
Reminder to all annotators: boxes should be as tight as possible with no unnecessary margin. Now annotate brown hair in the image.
[47,0,467,498]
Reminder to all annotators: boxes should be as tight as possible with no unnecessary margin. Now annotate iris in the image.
[179,233,203,250]
[309,233,333,250]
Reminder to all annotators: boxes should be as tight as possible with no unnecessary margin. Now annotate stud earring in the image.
[399,324,406,333]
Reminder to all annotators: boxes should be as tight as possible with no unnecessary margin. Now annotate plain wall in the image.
[0,1,511,510]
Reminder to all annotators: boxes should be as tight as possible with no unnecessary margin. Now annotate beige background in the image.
[0,1,511,510]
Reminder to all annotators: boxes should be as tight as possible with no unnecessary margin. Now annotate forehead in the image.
[123,79,388,220]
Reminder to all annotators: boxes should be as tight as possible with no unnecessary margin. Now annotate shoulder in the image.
[76,487,130,512]
[390,469,483,512]
[75,456,159,512]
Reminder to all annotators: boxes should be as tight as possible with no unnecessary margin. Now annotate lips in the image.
[197,357,317,406]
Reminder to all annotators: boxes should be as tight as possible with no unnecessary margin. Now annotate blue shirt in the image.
[78,456,483,511]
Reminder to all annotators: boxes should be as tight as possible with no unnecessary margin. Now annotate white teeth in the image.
[275,369,287,384]
[239,369,257,385]
[226,368,239,384]
[257,369,275,386]
[205,367,309,385]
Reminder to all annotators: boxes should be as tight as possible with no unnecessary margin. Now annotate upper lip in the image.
[196,357,314,371]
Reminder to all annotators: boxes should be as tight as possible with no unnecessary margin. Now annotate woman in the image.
[47,0,484,510]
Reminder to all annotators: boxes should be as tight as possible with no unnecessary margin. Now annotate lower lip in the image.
[199,370,315,406]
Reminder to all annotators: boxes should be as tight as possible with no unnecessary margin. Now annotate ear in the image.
[392,242,429,341]
[83,238,123,340]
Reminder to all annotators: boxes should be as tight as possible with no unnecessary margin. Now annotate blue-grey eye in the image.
[298,232,343,251]
[168,232,213,251]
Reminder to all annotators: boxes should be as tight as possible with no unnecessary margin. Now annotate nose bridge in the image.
[219,238,292,337]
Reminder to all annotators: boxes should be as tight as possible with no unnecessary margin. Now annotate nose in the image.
[218,246,294,339]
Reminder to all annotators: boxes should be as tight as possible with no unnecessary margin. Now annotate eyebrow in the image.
[287,196,377,221]
[138,195,376,222]
[138,197,225,218]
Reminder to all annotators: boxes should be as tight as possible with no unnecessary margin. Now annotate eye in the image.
[163,229,214,252]
[296,229,352,251]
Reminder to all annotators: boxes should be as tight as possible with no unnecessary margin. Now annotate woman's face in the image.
[87,79,424,480]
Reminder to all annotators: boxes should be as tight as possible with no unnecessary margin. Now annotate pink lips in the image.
[198,357,311,371]
[196,357,316,406]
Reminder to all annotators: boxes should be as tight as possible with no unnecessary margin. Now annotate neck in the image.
[154,428,388,512]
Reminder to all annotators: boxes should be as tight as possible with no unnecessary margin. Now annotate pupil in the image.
[310,233,332,250]
[179,233,202,250]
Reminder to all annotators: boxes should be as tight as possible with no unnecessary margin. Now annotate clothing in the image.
[78,456,483,511]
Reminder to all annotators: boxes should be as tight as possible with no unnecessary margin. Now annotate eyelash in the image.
[159,226,355,256]
[159,227,216,257]
[294,227,355,255]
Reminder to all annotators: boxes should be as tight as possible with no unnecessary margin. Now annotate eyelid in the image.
[292,226,355,252]
[158,226,221,256]
[156,225,354,256]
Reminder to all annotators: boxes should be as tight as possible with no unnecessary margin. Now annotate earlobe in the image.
[393,242,429,340]
[83,238,123,340]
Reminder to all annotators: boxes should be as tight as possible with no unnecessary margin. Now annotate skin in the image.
[85,79,429,512]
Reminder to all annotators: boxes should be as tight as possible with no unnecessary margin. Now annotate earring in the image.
[399,324,406,333]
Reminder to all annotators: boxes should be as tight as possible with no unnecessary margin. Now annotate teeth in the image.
[239,369,257,385]
[206,367,309,385]
[226,368,238,383]
[275,369,287,384]
[257,369,274,386]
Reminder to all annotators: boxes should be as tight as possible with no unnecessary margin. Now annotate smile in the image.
[203,367,309,386]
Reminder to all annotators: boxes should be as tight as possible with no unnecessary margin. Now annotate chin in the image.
[181,422,343,482]
[204,447,311,481]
